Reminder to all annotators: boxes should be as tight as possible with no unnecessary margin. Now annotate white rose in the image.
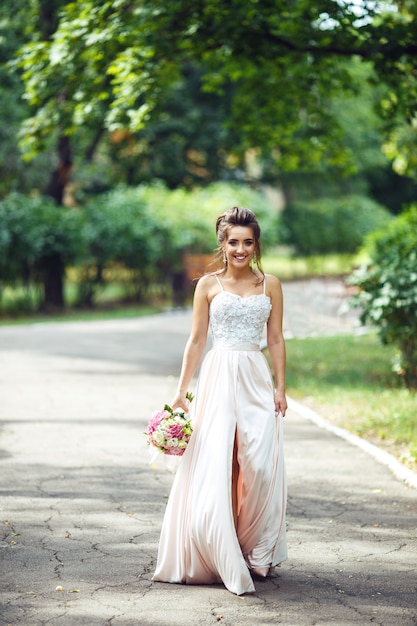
[152,432,165,446]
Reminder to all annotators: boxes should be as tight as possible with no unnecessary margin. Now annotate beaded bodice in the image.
[209,291,272,346]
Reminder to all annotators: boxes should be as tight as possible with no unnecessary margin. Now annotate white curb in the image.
[288,396,417,491]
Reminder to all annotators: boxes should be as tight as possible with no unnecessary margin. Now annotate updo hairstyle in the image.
[214,206,263,275]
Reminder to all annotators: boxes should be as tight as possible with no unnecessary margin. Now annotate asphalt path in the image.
[0,280,416,625]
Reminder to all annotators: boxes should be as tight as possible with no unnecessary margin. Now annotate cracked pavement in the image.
[0,280,416,625]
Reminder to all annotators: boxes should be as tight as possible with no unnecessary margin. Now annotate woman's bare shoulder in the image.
[197,272,221,286]
[195,272,222,296]
[265,273,282,288]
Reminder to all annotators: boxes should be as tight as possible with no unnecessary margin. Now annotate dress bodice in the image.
[209,291,272,347]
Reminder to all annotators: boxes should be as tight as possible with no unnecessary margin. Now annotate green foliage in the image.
[136,182,280,254]
[0,285,42,317]
[0,0,54,197]
[383,124,417,181]
[14,0,417,177]
[2,0,417,213]
[78,188,169,305]
[0,192,84,287]
[283,194,392,255]
[102,65,239,190]
[0,182,278,308]
[349,206,417,389]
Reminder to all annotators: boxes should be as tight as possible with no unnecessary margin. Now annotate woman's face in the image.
[223,225,255,269]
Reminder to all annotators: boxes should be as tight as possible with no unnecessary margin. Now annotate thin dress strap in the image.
[263,275,267,294]
[214,274,224,290]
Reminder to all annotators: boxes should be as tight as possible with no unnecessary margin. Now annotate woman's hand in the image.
[274,389,287,417]
[171,392,191,414]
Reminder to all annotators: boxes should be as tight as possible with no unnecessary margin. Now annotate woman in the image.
[153,206,287,595]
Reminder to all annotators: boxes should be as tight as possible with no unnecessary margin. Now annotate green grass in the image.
[0,281,165,325]
[262,250,368,280]
[281,333,417,470]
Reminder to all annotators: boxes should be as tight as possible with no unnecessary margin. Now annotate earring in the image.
[223,251,227,265]
[253,252,257,264]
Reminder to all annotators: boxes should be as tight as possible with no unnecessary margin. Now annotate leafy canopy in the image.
[14,0,417,173]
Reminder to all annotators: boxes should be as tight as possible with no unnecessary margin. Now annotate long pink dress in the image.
[153,276,287,595]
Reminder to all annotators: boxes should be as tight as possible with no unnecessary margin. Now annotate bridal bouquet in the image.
[146,392,194,457]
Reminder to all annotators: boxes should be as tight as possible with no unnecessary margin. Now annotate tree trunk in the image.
[44,135,72,205]
[42,135,73,309]
[42,253,65,309]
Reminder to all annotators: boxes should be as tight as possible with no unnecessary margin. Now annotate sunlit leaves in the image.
[11,0,417,175]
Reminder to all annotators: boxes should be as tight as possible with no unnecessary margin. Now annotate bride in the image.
[153,206,287,595]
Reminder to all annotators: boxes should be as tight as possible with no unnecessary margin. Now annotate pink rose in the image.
[147,409,170,435]
[165,446,185,456]
[168,422,184,438]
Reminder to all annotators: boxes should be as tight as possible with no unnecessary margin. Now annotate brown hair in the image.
[213,206,263,276]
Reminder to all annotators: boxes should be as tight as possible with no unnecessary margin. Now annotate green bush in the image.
[283,194,392,255]
[0,192,84,286]
[135,181,281,255]
[78,187,170,305]
[349,206,417,389]
[0,183,280,311]
[78,182,280,305]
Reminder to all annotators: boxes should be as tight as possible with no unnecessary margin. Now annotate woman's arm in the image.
[266,274,288,417]
[170,276,211,412]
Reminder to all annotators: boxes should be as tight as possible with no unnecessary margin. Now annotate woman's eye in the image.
[227,240,253,246]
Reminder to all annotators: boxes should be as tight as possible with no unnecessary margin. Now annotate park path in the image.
[0,279,416,626]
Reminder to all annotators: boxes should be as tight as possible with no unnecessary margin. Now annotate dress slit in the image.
[231,430,241,530]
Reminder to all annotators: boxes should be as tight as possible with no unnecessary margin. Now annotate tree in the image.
[102,64,239,190]
[16,1,417,171]
[0,193,84,307]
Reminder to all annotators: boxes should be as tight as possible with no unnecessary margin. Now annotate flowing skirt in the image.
[153,344,287,595]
